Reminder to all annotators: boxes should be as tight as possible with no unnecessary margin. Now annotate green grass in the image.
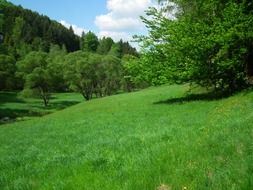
[0,84,253,190]
[0,92,83,124]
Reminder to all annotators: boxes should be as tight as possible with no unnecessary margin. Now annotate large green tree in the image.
[64,51,100,100]
[139,0,253,92]
[17,51,52,106]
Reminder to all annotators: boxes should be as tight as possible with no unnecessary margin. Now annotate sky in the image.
[8,0,155,45]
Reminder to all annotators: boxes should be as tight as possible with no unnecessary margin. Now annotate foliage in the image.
[0,54,15,90]
[122,55,149,91]
[17,51,52,106]
[47,44,67,92]
[118,39,139,58]
[80,31,99,52]
[101,55,122,96]
[0,0,141,106]
[64,52,123,100]
[108,40,139,58]
[64,51,99,100]
[108,43,121,58]
[139,0,253,93]
[97,37,114,55]
[0,0,80,55]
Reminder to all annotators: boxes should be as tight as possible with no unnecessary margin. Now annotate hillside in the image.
[0,84,252,189]
[0,0,80,53]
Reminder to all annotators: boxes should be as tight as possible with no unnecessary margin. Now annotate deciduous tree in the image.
[139,0,253,93]
[17,51,51,106]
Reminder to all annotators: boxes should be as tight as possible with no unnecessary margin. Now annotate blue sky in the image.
[8,0,107,33]
[8,0,154,43]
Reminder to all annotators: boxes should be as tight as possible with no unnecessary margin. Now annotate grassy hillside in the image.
[0,85,253,190]
[0,92,83,124]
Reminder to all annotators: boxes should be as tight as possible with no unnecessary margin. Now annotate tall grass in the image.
[0,84,252,189]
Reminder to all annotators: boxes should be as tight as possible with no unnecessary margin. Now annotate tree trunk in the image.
[42,96,49,106]
[81,91,91,101]
[39,87,49,106]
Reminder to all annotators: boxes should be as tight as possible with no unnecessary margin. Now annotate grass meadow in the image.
[0,84,253,189]
[0,92,83,124]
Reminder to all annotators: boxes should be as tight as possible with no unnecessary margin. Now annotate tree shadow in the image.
[0,97,81,125]
[154,91,230,105]
[50,100,81,110]
[0,108,46,124]
[31,100,81,110]
[0,92,25,105]
[242,86,253,96]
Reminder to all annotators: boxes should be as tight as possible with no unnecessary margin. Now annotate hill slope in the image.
[0,85,253,190]
[0,0,80,53]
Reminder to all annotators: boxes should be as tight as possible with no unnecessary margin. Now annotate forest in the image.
[0,0,140,106]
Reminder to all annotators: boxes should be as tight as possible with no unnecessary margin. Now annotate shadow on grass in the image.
[0,108,44,118]
[0,99,81,125]
[51,101,81,110]
[154,91,230,105]
[0,92,25,105]
[31,100,81,110]
[0,108,45,124]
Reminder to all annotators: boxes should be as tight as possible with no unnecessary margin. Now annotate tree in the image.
[47,44,67,92]
[101,55,122,96]
[0,9,6,52]
[64,51,101,100]
[17,51,51,106]
[122,55,146,91]
[118,40,138,58]
[8,16,25,58]
[11,17,24,44]
[96,37,114,55]
[108,43,121,58]
[0,54,16,90]
[80,31,99,52]
[0,5,4,30]
[138,0,253,93]
[1,0,80,55]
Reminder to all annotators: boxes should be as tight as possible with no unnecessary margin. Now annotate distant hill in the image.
[0,0,139,92]
[0,0,80,56]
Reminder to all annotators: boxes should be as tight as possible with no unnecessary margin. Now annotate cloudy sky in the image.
[8,0,155,44]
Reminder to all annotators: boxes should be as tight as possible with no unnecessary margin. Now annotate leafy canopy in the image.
[138,0,253,92]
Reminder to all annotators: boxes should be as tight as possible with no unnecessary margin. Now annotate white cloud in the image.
[95,14,143,31]
[60,20,87,36]
[95,0,154,42]
[98,31,131,42]
[107,0,152,18]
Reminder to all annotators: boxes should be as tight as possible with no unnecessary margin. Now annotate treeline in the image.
[135,0,253,93]
[0,0,79,54]
[0,0,143,105]
[15,46,143,106]
[0,0,137,57]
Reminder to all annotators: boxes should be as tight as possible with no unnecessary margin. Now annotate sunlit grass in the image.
[0,84,252,189]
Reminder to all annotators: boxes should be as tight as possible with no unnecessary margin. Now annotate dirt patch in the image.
[156,184,171,190]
